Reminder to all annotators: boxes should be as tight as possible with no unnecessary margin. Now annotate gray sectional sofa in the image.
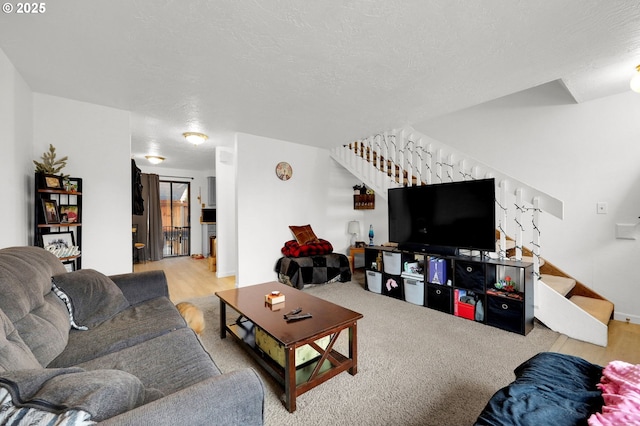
[0,246,264,425]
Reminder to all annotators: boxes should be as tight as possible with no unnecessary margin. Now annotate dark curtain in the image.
[145,174,163,261]
[132,173,163,262]
[131,159,144,215]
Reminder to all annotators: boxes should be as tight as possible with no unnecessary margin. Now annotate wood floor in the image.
[135,256,640,367]
[133,255,235,302]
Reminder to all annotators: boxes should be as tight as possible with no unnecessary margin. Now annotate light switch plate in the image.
[615,223,636,240]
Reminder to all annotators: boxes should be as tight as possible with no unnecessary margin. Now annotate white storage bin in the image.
[383,251,402,275]
[366,270,382,294]
[403,278,424,305]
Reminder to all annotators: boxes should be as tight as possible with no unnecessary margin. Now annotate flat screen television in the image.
[201,208,216,223]
[388,178,496,253]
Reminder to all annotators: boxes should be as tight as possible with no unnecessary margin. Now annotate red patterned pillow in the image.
[281,239,333,258]
[289,225,320,245]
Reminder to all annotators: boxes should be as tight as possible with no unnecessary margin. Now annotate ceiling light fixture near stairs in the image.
[145,155,165,164]
[630,65,640,93]
[183,132,208,145]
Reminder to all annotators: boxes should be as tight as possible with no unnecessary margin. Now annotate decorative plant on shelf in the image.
[33,144,68,177]
[494,275,517,292]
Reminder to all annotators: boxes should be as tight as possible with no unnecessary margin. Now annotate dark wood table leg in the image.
[284,346,297,412]
[219,298,227,339]
[349,321,358,375]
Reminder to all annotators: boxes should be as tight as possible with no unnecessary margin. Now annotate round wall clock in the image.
[275,162,292,181]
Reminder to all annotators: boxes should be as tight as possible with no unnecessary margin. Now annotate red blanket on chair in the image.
[281,239,333,258]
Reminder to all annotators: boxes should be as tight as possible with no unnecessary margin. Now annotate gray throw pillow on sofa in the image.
[52,269,130,329]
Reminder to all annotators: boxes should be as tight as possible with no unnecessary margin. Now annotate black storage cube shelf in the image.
[364,246,532,336]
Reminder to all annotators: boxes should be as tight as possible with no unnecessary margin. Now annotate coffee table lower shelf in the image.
[225,319,354,412]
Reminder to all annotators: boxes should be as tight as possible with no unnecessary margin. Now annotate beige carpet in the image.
[189,280,559,426]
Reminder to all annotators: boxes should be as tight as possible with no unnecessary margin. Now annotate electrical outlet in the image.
[597,202,608,214]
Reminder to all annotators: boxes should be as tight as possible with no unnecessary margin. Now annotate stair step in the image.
[541,274,575,296]
[569,295,614,325]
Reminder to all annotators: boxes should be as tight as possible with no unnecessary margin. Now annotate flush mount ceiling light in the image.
[145,155,165,165]
[630,65,640,93]
[183,132,208,145]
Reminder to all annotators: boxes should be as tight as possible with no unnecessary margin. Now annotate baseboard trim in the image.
[613,312,640,325]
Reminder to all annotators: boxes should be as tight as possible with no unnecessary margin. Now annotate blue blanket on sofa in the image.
[475,352,604,426]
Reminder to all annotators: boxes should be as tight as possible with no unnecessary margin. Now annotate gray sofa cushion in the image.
[48,297,187,368]
[0,309,41,372]
[75,328,221,395]
[52,269,130,329]
[0,247,69,366]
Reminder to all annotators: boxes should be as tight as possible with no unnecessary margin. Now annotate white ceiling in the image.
[2,1,640,171]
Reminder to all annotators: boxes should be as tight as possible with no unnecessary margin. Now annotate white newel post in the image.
[532,197,541,280]
[406,133,414,187]
[425,142,433,185]
[498,180,508,259]
[389,131,398,185]
[515,188,524,261]
[435,149,442,183]
[382,132,389,186]
[416,137,424,185]
[365,137,372,183]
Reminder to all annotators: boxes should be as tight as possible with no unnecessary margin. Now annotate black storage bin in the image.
[382,273,404,300]
[426,283,452,314]
[455,261,487,292]
[486,296,524,334]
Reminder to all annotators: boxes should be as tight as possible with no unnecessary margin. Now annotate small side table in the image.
[348,246,365,273]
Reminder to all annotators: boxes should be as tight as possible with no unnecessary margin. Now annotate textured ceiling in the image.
[1,1,640,171]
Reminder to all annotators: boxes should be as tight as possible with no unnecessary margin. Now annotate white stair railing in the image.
[330,126,564,281]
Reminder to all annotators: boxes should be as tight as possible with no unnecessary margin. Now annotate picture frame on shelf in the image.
[63,178,79,192]
[41,199,60,224]
[62,261,75,272]
[39,174,64,189]
[41,231,75,250]
[59,205,79,223]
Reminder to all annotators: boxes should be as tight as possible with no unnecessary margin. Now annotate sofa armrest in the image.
[97,368,265,426]
[109,270,169,305]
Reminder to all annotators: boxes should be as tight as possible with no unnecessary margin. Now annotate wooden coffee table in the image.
[216,281,363,412]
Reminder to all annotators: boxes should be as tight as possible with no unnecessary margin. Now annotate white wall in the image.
[235,133,359,287]
[216,141,237,278]
[33,94,132,275]
[328,159,390,251]
[416,81,640,322]
[0,48,33,247]
[136,164,214,256]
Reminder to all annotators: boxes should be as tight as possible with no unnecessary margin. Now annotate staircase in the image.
[330,126,614,346]
[506,246,614,346]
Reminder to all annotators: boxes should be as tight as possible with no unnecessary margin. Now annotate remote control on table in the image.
[284,308,302,317]
[285,312,312,321]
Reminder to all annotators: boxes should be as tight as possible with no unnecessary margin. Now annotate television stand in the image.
[363,246,534,335]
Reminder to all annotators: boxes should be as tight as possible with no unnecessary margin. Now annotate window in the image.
[160,181,190,256]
